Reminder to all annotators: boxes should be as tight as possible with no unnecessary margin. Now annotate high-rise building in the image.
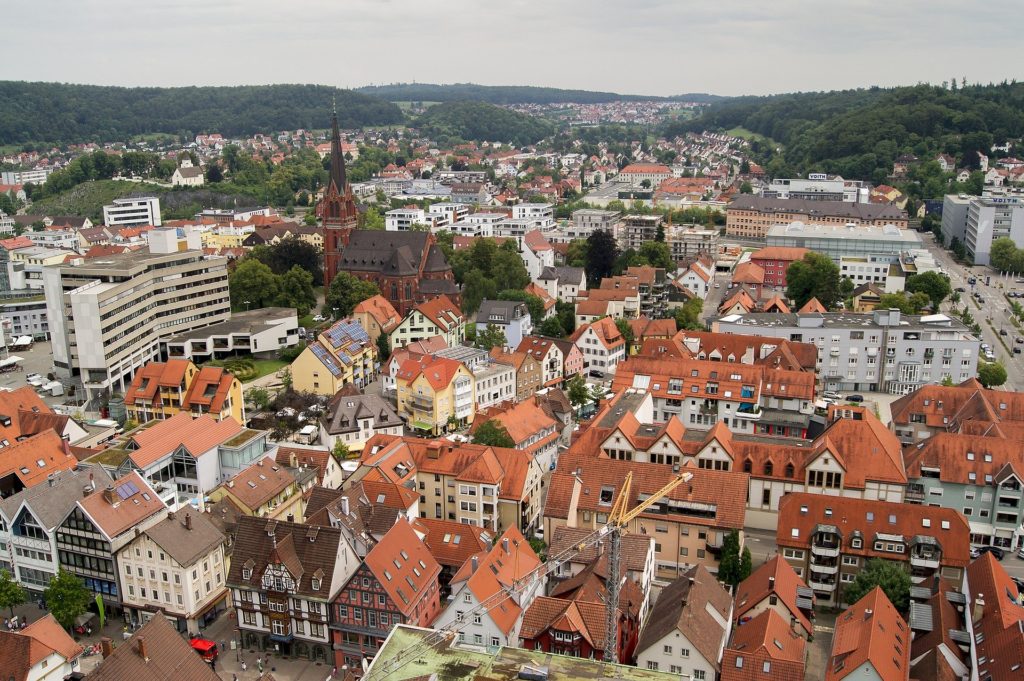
[941,193,1024,266]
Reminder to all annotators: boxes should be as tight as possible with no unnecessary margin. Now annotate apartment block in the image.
[44,229,230,398]
[762,175,866,203]
[726,195,906,239]
[713,309,980,395]
[776,493,970,609]
[623,214,664,250]
[102,196,162,227]
[569,209,620,240]
[124,359,244,424]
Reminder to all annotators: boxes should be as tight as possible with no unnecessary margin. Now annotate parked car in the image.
[1015,347,1022,355]
[588,370,604,378]
[1001,329,1009,336]
[823,391,842,400]
[955,287,966,293]
[312,314,327,322]
[971,546,1006,560]
[714,283,721,288]
[1016,337,1024,345]
[847,394,865,403]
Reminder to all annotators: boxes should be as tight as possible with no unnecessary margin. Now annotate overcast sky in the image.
[7,0,1022,97]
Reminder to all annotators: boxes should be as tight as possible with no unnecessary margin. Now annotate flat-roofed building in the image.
[727,195,907,239]
[765,221,923,261]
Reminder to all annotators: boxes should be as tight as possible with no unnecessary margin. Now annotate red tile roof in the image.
[749,246,810,263]
[826,587,909,681]
[721,609,806,681]
[363,519,441,618]
[353,294,402,333]
[221,458,296,511]
[127,412,243,468]
[967,553,1024,679]
[411,517,492,568]
[734,556,813,636]
[182,366,237,415]
[0,430,77,489]
[79,472,164,539]
[414,294,462,333]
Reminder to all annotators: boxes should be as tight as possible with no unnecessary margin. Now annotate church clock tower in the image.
[318,107,358,290]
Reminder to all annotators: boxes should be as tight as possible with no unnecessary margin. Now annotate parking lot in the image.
[0,340,88,412]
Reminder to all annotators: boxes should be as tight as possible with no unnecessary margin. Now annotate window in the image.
[647,661,659,671]
[490,637,500,647]
[694,671,706,681]
[663,645,672,654]
[681,648,690,658]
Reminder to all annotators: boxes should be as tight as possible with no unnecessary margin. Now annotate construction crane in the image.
[365,468,693,679]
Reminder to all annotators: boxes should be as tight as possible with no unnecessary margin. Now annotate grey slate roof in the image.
[476,300,528,325]
[142,510,225,568]
[538,265,585,283]
[0,466,112,529]
[321,394,402,436]
[340,231,433,276]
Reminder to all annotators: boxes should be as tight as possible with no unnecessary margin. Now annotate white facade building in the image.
[102,196,162,227]
[473,362,516,411]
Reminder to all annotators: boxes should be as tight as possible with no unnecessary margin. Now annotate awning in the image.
[411,421,434,431]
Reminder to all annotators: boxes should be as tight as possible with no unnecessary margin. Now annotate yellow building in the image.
[395,356,475,435]
[124,359,245,424]
[201,230,249,249]
[290,318,376,395]
[208,456,314,520]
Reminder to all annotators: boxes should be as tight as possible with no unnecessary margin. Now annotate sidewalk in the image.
[4,601,339,681]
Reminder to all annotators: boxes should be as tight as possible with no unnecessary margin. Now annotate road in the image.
[920,233,1024,390]
[700,273,731,323]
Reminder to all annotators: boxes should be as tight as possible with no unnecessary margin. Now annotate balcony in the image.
[809,561,839,575]
[700,402,718,415]
[811,542,841,558]
[905,484,925,504]
[910,554,940,570]
[808,577,837,592]
[735,405,762,420]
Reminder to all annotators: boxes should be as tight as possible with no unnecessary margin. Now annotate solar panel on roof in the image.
[310,344,343,377]
[116,481,139,499]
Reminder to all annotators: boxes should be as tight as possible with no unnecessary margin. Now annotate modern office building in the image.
[713,309,980,394]
[568,209,620,239]
[44,228,230,399]
[762,174,867,203]
[766,221,923,261]
[941,193,1024,266]
[727,195,907,239]
[102,196,162,227]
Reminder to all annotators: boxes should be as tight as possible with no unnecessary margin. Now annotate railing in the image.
[811,543,841,558]
[808,577,837,591]
[809,562,839,575]
[905,485,925,503]
[910,555,940,569]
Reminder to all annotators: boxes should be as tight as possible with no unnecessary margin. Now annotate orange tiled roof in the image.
[904,431,1024,486]
[411,517,492,568]
[749,246,810,263]
[721,609,805,681]
[182,366,237,414]
[799,297,827,313]
[826,587,909,681]
[733,261,765,285]
[363,519,441,618]
[222,458,295,511]
[414,295,462,332]
[967,552,1024,678]
[471,399,556,449]
[124,360,193,406]
[127,412,243,468]
[620,163,672,174]
[734,556,813,636]
[0,430,77,489]
[353,294,402,333]
[79,472,164,538]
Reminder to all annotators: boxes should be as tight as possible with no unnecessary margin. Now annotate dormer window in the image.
[312,578,321,591]
[242,568,252,579]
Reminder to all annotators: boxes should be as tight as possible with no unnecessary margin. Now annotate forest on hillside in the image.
[666,82,1024,182]
[0,82,404,146]
[413,101,554,146]
[356,82,722,104]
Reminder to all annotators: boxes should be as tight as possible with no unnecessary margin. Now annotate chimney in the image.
[136,636,148,661]
[100,637,113,659]
[864,608,873,621]
[471,556,479,572]
[167,511,175,521]
[341,496,350,516]
[103,485,117,505]
[89,473,96,492]
[47,473,55,487]
[768,576,775,590]
[502,538,509,554]
[184,513,192,531]
[973,595,985,625]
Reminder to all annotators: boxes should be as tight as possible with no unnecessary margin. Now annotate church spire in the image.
[329,108,347,192]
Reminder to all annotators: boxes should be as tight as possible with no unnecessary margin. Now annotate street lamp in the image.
[333,307,339,320]
[244,300,251,311]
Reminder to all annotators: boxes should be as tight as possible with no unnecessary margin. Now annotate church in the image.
[319,112,459,317]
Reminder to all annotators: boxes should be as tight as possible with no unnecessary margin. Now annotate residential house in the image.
[732,262,766,298]
[523,282,557,318]
[0,467,112,597]
[904,431,1024,550]
[570,317,626,377]
[906,576,972,680]
[825,587,910,681]
[537,266,587,302]
[358,435,544,535]
[331,519,442,667]
[520,230,555,281]
[275,445,345,489]
[303,479,418,558]
[320,393,403,454]
[435,526,543,650]
[516,335,583,388]
[545,451,748,580]
[749,246,810,288]
[411,517,492,596]
[56,472,166,610]
[888,378,1024,444]
[352,294,402,347]
[626,317,677,355]
[170,165,205,187]
[85,615,220,681]
[776,493,970,608]
[116,509,228,634]
[471,398,560,471]
[228,516,358,662]
[0,429,79,500]
[635,565,733,678]
[291,317,376,396]
[209,456,314,521]
[575,287,641,324]
[476,300,532,349]
[966,552,1024,679]
[0,614,82,681]
[390,295,465,349]
[732,556,814,639]
[852,283,884,312]
[472,359,516,411]
[380,335,448,396]
[489,348,542,402]
[674,258,714,300]
[519,589,640,663]
[395,356,475,435]
[124,359,244,424]
[720,609,806,681]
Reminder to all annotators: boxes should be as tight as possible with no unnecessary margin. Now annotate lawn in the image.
[201,356,287,382]
[251,359,288,379]
[727,126,781,148]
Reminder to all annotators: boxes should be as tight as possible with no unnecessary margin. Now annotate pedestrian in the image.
[4,618,8,630]
[209,658,216,672]
[241,660,247,672]
[233,675,238,681]
[257,659,263,674]
[332,665,337,678]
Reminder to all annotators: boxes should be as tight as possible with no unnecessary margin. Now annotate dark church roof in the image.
[341,231,444,277]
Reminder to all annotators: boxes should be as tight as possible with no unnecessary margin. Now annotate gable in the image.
[807,449,845,474]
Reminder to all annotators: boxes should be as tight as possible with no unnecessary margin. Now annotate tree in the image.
[717,530,744,588]
[565,239,588,268]
[361,206,385,230]
[739,547,753,582]
[376,332,391,362]
[472,419,516,448]
[331,440,351,462]
[990,237,1020,273]
[475,324,507,350]
[205,164,223,183]
[537,316,565,337]
[250,237,324,285]
[245,387,271,410]
[275,265,317,315]
[43,569,93,629]
[555,301,576,336]
[674,298,704,330]
[303,211,318,226]
[637,241,675,271]
[978,361,1008,388]
[786,252,841,309]
[585,229,618,285]
[229,259,280,311]
[498,290,545,324]
[739,181,753,194]
[0,568,25,618]
[615,318,635,352]
[905,271,952,309]
[839,276,855,299]
[567,374,591,408]
[324,272,380,318]
[842,558,911,612]
[878,292,928,314]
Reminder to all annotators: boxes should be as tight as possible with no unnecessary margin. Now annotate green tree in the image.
[585,230,618,284]
[324,272,381,318]
[566,374,591,408]
[303,212,318,226]
[472,419,516,448]
[497,290,545,324]
[717,530,744,588]
[674,298,704,330]
[245,387,271,410]
[905,271,952,309]
[739,181,753,194]
[556,301,576,336]
[565,239,589,268]
[615,318,635,352]
[978,361,1008,388]
[739,547,753,582]
[43,569,93,629]
[839,277,855,299]
[637,241,675,271]
[205,164,223,183]
[786,252,841,309]
[842,558,911,612]
[275,265,317,315]
[376,332,391,362]
[990,237,1020,273]
[331,440,351,462]
[361,207,385,230]
[0,568,26,617]
[229,258,281,311]
[475,323,508,350]
[537,316,565,337]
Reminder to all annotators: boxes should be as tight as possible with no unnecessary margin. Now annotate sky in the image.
[6,0,1023,97]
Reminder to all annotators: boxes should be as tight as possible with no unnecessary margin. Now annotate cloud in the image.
[6,0,1023,96]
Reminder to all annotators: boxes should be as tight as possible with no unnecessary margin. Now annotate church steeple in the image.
[328,105,347,192]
